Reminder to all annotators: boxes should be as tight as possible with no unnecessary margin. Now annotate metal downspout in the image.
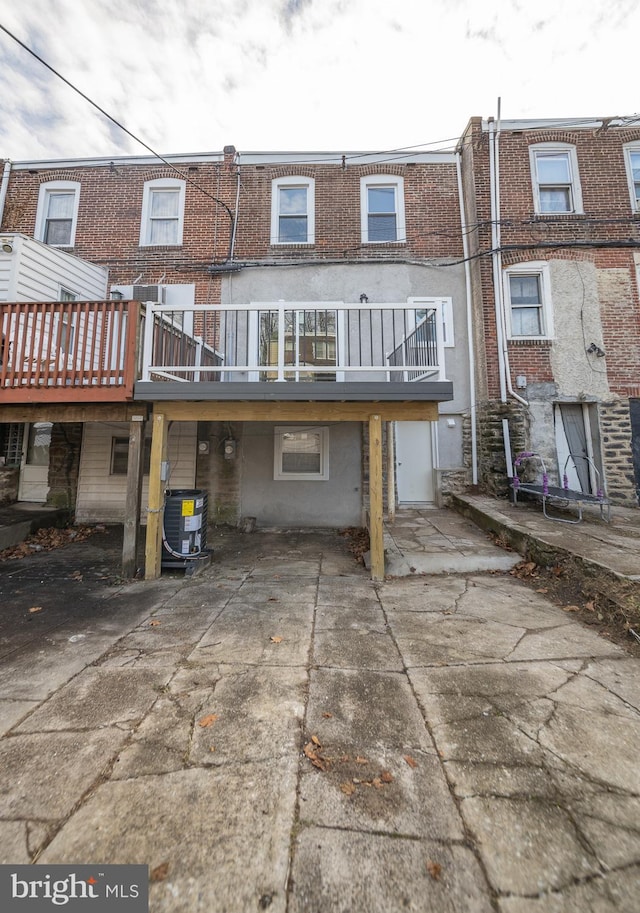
[455,151,478,486]
[0,160,12,226]
[489,115,528,407]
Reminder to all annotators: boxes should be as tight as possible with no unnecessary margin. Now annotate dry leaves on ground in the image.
[426,860,442,881]
[403,755,418,768]
[198,714,219,728]
[270,635,283,644]
[150,862,169,882]
[0,525,102,561]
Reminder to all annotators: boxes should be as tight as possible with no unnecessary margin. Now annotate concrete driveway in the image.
[0,525,638,912]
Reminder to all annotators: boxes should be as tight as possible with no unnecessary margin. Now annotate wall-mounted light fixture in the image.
[359,293,368,303]
[586,342,605,357]
[1,239,13,254]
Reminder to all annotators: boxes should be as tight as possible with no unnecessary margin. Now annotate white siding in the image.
[0,234,108,302]
[76,422,197,523]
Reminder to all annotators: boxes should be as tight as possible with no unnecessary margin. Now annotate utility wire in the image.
[0,22,234,223]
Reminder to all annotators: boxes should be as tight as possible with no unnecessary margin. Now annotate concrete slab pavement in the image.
[0,525,638,912]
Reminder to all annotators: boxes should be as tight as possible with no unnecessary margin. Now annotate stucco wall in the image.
[239,421,362,528]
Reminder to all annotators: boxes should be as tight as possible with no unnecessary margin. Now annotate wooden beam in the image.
[145,412,168,580]
[386,421,396,525]
[0,404,148,423]
[152,400,439,423]
[369,413,385,582]
[122,416,146,579]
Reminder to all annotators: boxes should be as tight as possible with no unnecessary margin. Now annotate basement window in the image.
[110,437,152,475]
[274,426,329,481]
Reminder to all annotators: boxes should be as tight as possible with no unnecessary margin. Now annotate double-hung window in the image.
[274,426,329,481]
[35,181,81,247]
[360,175,405,243]
[504,263,553,340]
[140,179,186,246]
[530,145,582,214]
[271,177,315,244]
[624,145,640,212]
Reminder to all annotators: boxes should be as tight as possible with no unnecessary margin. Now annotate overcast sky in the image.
[0,0,637,161]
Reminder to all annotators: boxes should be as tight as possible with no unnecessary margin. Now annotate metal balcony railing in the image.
[140,301,446,383]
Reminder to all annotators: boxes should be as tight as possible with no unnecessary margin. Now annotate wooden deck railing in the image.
[0,300,141,403]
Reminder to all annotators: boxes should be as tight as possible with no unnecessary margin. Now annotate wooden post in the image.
[122,415,146,578]
[145,410,168,580]
[386,420,396,525]
[369,413,385,581]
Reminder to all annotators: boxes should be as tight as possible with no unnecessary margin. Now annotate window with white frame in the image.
[35,181,81,246]
[274,426,329,480]
[360,175,405,243]
[529,145,582,214]
[624,145,640,211]
[140,178,186,246]
[271,177,315,244]
[504,264,553,339]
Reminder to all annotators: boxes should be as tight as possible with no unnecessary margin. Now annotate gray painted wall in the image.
[240,421,362,527]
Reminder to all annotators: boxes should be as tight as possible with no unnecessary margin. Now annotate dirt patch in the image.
[504,556,640,657]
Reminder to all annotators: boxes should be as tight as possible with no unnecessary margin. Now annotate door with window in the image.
[395,421,435,504]
[554,404,602,494]
[18,422,52,502]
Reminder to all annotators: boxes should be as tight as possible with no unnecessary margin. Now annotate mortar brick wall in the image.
[599,400,637,506]
[460,117,640,504]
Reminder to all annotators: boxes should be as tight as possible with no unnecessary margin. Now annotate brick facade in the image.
[460,117,640,504]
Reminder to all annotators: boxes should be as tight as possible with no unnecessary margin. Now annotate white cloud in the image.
[0,0,638,160]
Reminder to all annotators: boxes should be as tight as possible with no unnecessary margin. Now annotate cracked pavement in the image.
[0,526,638,912]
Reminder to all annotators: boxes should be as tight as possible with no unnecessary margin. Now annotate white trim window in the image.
[624,144,640,212]
[140,178,186,246]
[274,426,329,480]
[271,177,315,244]
[504,263,554,339]
[35,181,81,247]
[360,175,405,243]
[529,144,582,214]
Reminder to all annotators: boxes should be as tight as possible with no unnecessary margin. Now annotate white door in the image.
[18,422,52,502]
[395,421,434,504]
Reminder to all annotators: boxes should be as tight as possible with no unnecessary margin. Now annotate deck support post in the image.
[369,412,385,581]
[122,415,146,578]
[386,420,396,525]
[145,410,168,580]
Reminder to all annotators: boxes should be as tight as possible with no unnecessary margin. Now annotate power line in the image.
[0,22,234,224]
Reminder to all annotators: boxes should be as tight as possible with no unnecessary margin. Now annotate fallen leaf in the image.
[209,746,216,752]
[380,770,393,783]
[149,620,162,626]
[29,606,43,613]
[562,605,581,613]
[198,713,219,727]
[372,777,383,789]
[585,600,596,612]
[322,712,333,719]
[340,782,356,796]
[303,741,329,771]
[355,756,369,765]
[403,755,418,769]
[311,735,322,747]
[270,635,283,643]
[150,862,169,882]
[426,860,442,881]
[70,570,83,581]
[535,588,548,594]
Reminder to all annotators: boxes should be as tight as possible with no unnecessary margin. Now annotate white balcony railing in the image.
[140,301,447,384]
